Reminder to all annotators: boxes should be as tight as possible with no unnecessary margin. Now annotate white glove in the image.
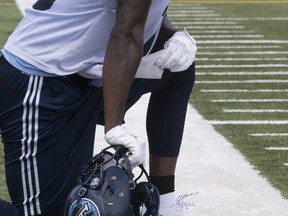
[156,29,197,72]
[104,125,146,168]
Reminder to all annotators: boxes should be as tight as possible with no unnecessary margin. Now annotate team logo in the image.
[68,198,101,216]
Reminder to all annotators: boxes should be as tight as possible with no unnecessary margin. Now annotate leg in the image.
[126,63,195,187]
[147,64,195,215]
[147,63,195,173]
[0,55,103,216]
[149,156,177,177]
[116,63,195,215]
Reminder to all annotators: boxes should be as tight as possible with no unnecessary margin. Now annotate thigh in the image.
[0,56,103,215]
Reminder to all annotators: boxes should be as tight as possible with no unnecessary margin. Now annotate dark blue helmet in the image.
[65,145,159,216]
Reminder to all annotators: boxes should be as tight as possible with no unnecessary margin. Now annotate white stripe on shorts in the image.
[20,75,43,216]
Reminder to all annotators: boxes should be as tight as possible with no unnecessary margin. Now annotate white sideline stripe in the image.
[209,120,288,125]
[197,72,288,75]
[197,64,288,68]
[211,99,288,102]
[198,45,280,49]
[195,35,264,38]
[196,80,288,84]
[197,58,288,61]
[265,147,288,151]
[201,89,288,93]
[198,51,288,55]
[196,40,288,44]
[251,133,288,137]
[223,109,288,113]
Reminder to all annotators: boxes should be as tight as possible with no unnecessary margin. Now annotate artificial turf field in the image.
[1,0,288,203]
[169,0,288,200]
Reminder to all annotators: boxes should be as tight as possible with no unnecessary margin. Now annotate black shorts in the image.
[0,55,195,215]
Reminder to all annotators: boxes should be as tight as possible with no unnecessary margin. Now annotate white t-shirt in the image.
[4,0,169,76]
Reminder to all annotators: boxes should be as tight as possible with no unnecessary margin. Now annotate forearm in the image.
[103,0,151,133]
[103,29,143,132]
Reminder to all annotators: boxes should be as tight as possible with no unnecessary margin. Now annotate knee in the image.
[162,62,196,102]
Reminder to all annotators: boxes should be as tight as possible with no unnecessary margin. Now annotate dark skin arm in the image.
[103,0,152,133]
[151,16,178,53]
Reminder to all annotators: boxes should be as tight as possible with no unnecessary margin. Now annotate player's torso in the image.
[5,0,170,75]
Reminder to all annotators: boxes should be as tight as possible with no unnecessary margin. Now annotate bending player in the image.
[0,0,197,215]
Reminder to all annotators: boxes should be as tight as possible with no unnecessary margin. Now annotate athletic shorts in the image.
[0,54,195,215]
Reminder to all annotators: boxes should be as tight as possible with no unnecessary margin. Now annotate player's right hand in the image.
[105,125,146,168]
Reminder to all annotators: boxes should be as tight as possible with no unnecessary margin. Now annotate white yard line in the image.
[169,10,215,13]
[189,17,288,21]
[197,40,288,44]
[251,133,288,137]
[197,64,288,68]
[209,120,288,125]
[197,80,288,83]
[265,147,288,151]
[195,35,264,38]
[197,58,288,61]
[198,51,288,54]
[183,14,221,17]
[201,89,288,93]
[177,21,239,24]
[197,71,288,75]
[15,2,288,216]
[198,45,280,49]
[186,25,244,29]
[211,99,288,102]
[224,109,288,113]
[195,30,255,33]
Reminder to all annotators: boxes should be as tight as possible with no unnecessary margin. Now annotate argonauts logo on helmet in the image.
[68,198,101,216]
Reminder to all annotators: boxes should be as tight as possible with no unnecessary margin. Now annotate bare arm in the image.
[103,0,152,133]
[151,16,178,53]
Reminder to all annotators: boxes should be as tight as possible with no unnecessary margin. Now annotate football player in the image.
[0,0,197,215]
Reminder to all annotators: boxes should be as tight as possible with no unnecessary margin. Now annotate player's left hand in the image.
[156,29,197,72]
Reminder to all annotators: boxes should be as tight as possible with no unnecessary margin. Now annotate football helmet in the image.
[65,145,159,216]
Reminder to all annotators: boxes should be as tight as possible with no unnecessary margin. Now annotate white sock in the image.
[159,192,176,215]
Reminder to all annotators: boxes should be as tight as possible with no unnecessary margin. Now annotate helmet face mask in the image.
[65,146,159,216]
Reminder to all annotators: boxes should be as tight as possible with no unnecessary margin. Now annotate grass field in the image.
[0,0,22,201]
[168,1,288,199]
[1,0,288,203]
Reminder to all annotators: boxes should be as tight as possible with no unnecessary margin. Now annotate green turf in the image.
[168,3,288,198]
[0,1,22,47]
[0,0,22,201]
